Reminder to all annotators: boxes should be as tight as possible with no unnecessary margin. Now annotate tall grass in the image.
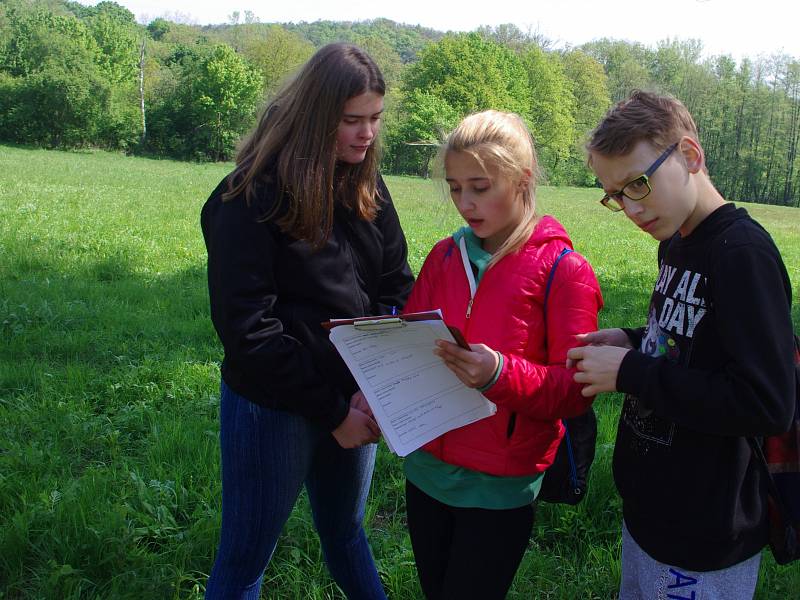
[0,145,798,598]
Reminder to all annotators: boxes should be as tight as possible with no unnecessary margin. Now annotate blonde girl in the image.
[402,110,603,599]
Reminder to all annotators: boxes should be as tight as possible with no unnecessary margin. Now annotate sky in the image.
[81,0,800,61]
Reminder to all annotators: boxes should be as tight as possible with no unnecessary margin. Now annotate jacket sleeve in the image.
[483,253,604,419]
[374,177,415,314]
[616,240,795,436]
[202,192,349,431]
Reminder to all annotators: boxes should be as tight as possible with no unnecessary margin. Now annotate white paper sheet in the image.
[329,315,496,457]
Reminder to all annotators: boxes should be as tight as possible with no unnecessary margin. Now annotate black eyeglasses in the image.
[600,142,679,212]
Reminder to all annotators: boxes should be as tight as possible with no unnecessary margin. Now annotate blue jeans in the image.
[205,381,387,600]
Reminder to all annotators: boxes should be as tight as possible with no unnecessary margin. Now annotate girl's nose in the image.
[455,193,475,212]
[359,122,374,140]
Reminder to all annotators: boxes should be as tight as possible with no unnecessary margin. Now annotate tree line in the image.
[1,1,799,206]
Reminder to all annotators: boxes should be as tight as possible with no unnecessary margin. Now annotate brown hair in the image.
[588,90,700,156]
[225,43,386,248]
[441,110,541,266]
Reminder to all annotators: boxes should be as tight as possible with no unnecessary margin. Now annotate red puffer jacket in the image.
[404,216,603,477]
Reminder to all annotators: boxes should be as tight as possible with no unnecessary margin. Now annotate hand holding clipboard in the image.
[432,334,503,392]
[324,309,496,456]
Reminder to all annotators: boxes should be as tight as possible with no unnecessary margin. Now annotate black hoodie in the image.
[614,203,795,571]
[201,175,414,431]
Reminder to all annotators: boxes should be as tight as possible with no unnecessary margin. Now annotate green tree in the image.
[358,17,439,63]
[477,23,553,53]
[519,46,576,183]
[350,32,404,88]
[282,18,440,63]
[194,45,263,160]
[646,39,704,100]
[85,2,141,84]
[561,49,611,185]
[403,33,532,118]
[582,38,651,102]
[1,33,111,147]
[146,18,170,41]
[384,89,460,175]
[149,44,262,160]
[780,60,800,205]
[0,3,139,149]
[65,0,135,22]
[393,34,531,175]
[237,25,313,95]
[1,5,100,77]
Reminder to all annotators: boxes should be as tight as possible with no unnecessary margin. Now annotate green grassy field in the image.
[0,145,798,599]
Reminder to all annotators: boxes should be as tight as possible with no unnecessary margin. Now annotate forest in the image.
[2,0,800,206]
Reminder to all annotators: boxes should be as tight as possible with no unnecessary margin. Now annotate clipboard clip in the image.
[354,317,406,331]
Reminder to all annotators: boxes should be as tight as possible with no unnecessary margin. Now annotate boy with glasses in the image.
[567,90,795,599]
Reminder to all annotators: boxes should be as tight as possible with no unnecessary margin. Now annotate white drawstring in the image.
[458,236,477,318]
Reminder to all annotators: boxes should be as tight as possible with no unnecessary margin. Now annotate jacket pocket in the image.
[506,412,517,438]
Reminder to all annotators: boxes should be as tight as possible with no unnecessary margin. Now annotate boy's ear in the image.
[678,136,705,174]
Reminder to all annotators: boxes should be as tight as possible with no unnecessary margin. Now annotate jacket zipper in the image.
[460,249,515,438]
[459,236,515,437]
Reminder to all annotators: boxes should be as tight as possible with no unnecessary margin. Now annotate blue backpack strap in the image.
[563,423,580,490]
[543,248,577,487]
[543,248,573,323]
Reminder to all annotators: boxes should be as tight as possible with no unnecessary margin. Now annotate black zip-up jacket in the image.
[201,174,414,431]
[614,203,795,571]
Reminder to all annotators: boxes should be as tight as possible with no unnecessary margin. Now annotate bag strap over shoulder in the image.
[543,248,573,327]
[544,248,578,490]
[749,334,800,522]
[748,436,790,513]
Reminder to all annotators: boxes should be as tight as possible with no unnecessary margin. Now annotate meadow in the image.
[0,144,798,599]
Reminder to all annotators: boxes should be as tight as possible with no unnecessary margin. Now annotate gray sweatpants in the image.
[619,521,761,600]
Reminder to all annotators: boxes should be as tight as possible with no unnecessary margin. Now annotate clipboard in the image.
[323,310,471,350]
[325,308,494,456]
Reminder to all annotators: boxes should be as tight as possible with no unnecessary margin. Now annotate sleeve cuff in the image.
[616,350,656,397]
[621,327,644,350]
[478,352,504,392]
[323,397,351,432]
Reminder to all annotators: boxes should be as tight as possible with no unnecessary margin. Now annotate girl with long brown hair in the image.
[201,43,413,599]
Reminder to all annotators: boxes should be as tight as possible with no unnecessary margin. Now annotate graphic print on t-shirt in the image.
[640,307,680,362]
[622,261,708,450]
[648,263,707,339]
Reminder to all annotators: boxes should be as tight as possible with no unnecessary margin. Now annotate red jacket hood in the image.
[526,215,575,250]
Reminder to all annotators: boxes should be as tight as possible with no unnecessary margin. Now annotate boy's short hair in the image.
[588,90,700,156]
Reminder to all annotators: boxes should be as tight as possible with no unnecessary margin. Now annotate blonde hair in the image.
[441,110,540,266]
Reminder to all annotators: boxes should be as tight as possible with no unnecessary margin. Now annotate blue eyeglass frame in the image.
[600,142,679,212]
